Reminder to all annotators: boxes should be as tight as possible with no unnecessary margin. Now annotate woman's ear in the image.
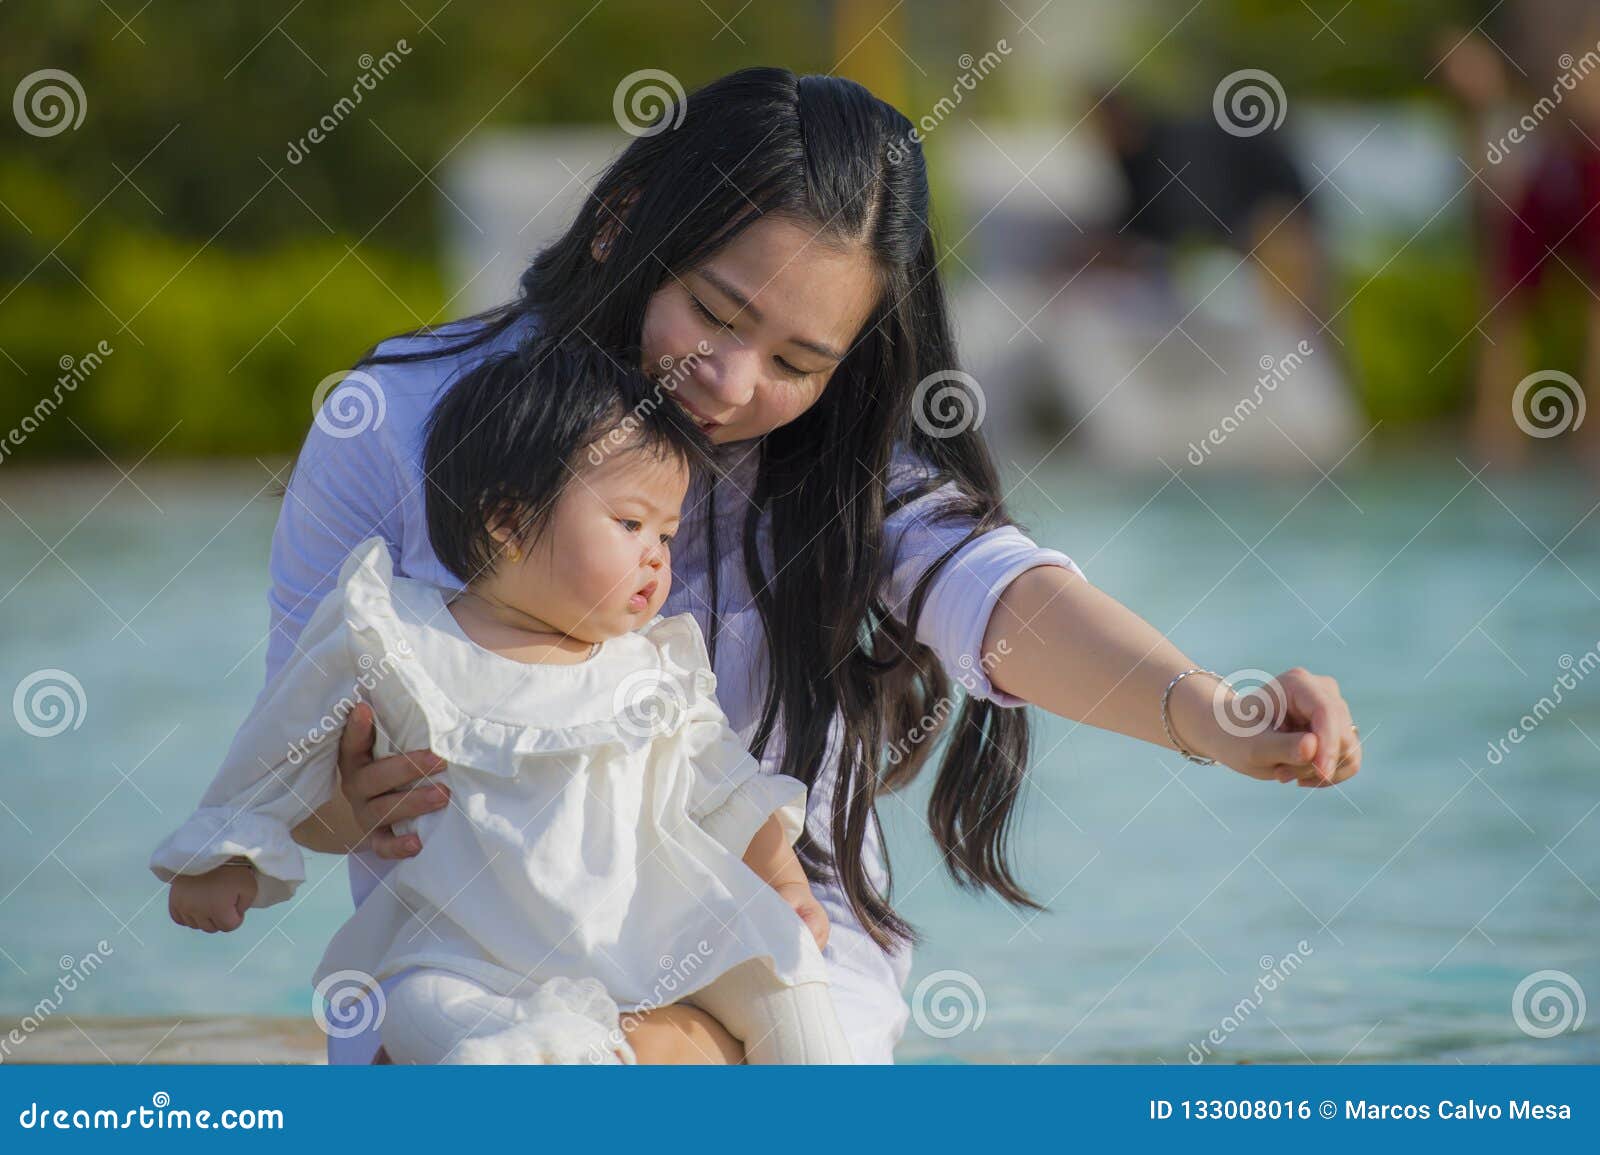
[590,188,640,262]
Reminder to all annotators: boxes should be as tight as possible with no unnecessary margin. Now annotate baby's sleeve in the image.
[681,704,809,859]
[149,581,358,907]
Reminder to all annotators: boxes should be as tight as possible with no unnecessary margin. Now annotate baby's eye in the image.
[618,518,642,533]
[659,533,674,546]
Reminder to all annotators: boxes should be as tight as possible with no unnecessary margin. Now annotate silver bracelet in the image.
[1161,668,1223,765]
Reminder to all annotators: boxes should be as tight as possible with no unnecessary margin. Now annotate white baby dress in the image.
[150,536,831,1053]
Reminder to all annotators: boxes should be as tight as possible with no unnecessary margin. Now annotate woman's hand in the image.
[1170,667,1361,788]
[336,701,451,858]
[773,880,831,952]
[169,864,257,933]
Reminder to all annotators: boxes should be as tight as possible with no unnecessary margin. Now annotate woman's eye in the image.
[690,295,727,328]
[774,357,808,378]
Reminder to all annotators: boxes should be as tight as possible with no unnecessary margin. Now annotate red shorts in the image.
[1494,143,1600,297]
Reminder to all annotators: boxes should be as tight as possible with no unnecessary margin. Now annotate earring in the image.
[505,542,521,562]
[596,237,612,257]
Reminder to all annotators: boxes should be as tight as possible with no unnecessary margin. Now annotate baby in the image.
[150,336,852,1064]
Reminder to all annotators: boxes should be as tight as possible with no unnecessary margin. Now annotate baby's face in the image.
[494,446,689,644]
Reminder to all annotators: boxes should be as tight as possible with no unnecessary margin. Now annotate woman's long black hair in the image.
[350,67,1045,952]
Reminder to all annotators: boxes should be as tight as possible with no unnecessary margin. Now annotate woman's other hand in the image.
[337,701,451,857]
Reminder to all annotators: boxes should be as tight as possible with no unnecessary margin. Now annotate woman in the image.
[276,66,1360,1064]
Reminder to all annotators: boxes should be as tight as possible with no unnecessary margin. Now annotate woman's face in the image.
[637,215,882,445]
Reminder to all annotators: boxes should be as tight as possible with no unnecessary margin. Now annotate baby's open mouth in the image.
[629,580,658,610]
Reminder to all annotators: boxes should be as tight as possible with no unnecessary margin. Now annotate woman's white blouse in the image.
[153,538,831,1010]
[261,316,1085,1061]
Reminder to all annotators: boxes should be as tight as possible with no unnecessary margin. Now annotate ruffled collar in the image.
[335,538,721,773]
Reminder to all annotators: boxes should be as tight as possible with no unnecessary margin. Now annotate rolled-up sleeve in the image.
[881,443,1084,706]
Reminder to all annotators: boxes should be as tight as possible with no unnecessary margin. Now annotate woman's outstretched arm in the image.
[983,565,1361,785]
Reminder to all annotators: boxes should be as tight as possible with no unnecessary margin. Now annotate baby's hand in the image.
[169,863,257,933]
[773,881,830,952]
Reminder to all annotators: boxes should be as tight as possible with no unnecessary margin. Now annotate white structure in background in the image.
[446,129,624,315]
[441,104,1452,471]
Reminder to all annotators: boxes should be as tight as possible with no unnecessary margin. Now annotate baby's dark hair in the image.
[422,334,712,586]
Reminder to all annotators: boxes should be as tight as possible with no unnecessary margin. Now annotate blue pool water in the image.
[1,453,1595,1063]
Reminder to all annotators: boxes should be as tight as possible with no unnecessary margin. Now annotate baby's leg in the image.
[382,968,634,1065]
[680,957,854,1064]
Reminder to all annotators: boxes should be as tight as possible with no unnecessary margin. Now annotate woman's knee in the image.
[620,1003,745,1064]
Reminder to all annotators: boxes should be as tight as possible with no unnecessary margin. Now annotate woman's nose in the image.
[696,341,758,410]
